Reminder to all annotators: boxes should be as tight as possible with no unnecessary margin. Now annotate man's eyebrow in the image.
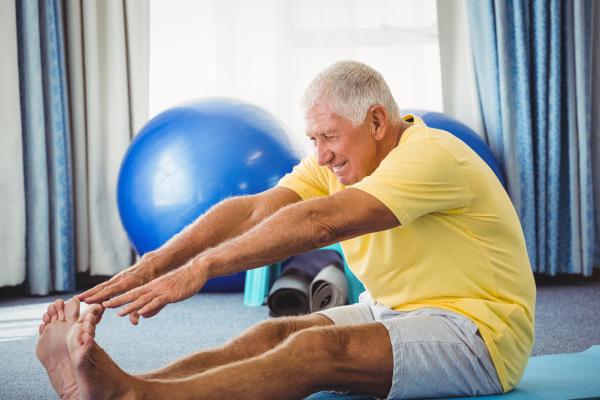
[305,130,334,138]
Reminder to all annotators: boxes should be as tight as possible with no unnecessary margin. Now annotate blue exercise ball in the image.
[401,110,506,187]
[118,98,302,292]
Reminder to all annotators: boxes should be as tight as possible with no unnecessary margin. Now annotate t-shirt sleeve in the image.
[277,155,329,200]
[351,141,473,225]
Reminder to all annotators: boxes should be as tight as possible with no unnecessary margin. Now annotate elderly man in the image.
[37,61,535,400]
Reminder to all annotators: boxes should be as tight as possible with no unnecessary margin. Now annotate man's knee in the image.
[281,324,393,397]
[248,314,332,347]
[283,323,393,375]
[284,326,349,362]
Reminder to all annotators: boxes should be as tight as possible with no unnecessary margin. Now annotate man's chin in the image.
[337,175,356,186]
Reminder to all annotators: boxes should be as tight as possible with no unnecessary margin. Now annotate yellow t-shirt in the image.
[277,115,536,392]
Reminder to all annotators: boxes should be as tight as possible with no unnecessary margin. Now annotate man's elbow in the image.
[309,210,342,248]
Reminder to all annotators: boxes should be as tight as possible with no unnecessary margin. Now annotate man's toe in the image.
[55,299,65,321]
[64,296,81,323]
[47,304,57,322]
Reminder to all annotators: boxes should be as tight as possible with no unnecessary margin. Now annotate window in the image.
[149,0,442,154]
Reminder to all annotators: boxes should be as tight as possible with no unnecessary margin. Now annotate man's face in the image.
[305,103,378,185]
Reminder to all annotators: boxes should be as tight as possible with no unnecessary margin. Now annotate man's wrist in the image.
[188,252,216,281]
[140,250,170,278]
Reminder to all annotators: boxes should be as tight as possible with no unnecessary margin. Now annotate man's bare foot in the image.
[36,297,100,400]
[66,303,139,400]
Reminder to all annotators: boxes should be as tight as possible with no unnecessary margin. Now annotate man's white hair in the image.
[301,60,401,126]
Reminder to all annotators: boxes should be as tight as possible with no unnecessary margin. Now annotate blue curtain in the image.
[17,0,75,294]
[467,0,597,275]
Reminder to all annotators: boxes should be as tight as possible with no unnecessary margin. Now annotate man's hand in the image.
[101,263,208,324]
[78,255,161,305]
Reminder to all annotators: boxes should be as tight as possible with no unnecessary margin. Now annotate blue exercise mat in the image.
[306,345,600,400]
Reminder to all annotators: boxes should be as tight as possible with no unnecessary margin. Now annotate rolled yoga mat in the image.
[304,345,600,399]
[309,264,348,313]
[268,250,348,316]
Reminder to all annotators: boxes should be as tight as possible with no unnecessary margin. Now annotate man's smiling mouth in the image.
[331,161,348,173]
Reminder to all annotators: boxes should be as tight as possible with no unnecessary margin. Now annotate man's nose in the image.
[315,141,333,166]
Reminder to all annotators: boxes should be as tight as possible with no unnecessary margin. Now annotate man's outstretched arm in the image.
[105,187,400,320]
[79,187,301,305]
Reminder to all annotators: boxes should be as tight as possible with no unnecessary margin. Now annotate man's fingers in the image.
[80,277,126,303]
[129,312,140,325]
[86,280,133,304]
[84,287,117,304]
[78,280,112,301]
[103,286,147,309]
[138,297,167,317]
[140,307,162,319]
[117,293,155,317]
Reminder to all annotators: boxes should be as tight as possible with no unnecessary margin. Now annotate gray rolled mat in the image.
[268,250,347,317]
[267,268,311,316]
[309,264,348,312]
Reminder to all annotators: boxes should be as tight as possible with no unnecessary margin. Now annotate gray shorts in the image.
[316,291,503,399]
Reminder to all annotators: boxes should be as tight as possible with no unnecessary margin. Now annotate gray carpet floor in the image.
[0,280,599,399]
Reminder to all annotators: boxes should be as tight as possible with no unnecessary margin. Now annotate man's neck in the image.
[376,121,408,163]
[389,120,410,149]
[397,120,412,142]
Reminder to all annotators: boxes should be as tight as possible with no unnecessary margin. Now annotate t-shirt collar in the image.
[399,114,426,145]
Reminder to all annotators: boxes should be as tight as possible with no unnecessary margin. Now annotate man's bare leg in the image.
[138,314,332,380]
[36,297,104,400]
[66,313,393,400]
[40,297,331,383]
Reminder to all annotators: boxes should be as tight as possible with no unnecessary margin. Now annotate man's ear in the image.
[369,105,388,140]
